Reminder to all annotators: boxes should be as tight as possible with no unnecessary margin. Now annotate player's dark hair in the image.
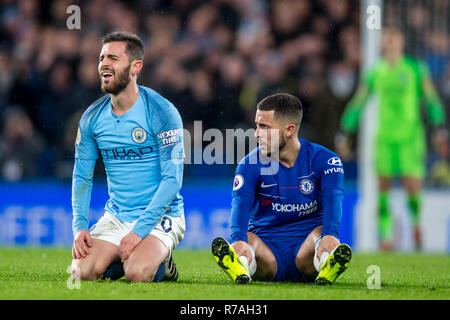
[257,93,303,127]
[102,31,144,62]
[382,26,404,38]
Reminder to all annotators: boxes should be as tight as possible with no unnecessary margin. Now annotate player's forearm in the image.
[132,159,183,239]
[72,158,96,236]
[340,87,370,133]
[423,87,445,126]
[321,187,344,238]
[319,159,345,238]
[230,195,253,243]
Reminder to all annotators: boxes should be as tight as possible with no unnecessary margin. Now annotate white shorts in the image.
[89,211,185,254]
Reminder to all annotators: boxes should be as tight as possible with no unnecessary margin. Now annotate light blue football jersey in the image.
[72,85,184,239]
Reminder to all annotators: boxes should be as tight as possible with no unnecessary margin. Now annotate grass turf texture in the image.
[0,248,448,300]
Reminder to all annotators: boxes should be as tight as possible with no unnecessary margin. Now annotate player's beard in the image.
[101,63,132,95]
[265,135,286,158]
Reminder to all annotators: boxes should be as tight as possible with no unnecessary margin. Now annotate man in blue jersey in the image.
[70,31,184,282]
[212,93,351,285]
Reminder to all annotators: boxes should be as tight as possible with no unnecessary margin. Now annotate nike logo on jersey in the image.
[260,182,277,188]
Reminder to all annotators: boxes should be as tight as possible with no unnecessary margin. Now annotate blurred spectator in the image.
[0,0,447,183]
[255,50,289,101]
[189,68,217,129]
[36,59,79,146]
[338,25,360,67]
[215,54,247,129]
[428,126,450,187]
[0,107,44,181]
[270,0,312,45]
[0,49,14,109]
[405,4,428,56]
[54,111,81,180]
[424,29,450,83]
[73,56,102,109]
[303,61,357,150]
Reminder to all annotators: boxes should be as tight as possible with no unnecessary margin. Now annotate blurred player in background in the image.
[337,27,447,251]
[212,93,351,285]
[71,31,185,282]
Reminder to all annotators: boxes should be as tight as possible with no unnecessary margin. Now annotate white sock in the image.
[248,245,256,276]
[238,245,257,276]
[313,237,329,272]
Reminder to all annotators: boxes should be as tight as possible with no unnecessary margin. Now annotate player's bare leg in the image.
[211,232,276,283]
[378,176,394,251]
[72,238,120,281]
[295,226,322,281]
[299,226,352,285]
[402,176,423,250]
[123,234,169,282]
[247,232,277,281]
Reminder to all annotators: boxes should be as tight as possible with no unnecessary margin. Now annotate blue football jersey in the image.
[230,138,344,243]
[72,85,184,239]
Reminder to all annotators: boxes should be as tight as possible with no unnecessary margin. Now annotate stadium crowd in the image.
[0,0,448,184]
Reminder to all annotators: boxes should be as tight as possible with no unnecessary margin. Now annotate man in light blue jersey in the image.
[212,93,351,285]
[71,31,184,282]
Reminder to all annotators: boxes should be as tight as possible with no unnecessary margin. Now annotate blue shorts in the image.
[250,216,322,282]
[258,235,311,282]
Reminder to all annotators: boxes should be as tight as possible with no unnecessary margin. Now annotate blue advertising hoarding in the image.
[0,180,356,248]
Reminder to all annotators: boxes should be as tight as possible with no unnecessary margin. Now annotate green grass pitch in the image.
[0,248,449,300]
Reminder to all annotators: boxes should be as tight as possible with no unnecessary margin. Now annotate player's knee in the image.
[295,255,316,277]
[73,261,102,281]
[253,254,277,281]
[125,264,155,282]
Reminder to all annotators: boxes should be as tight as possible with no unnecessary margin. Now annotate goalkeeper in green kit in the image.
[337,27,447,251]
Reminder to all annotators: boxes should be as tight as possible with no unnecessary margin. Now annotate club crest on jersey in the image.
[233,174,244,191]
[132,127,147,144]
[299,179,314,194]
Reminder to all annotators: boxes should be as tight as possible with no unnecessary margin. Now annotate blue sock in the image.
[102,259,124,280]
[152,263,166,282]
[103,260,166,282]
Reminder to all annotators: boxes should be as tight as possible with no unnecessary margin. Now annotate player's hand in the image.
[231,240,252,264]
[72,230,93,259]
[119,232,142,262]
[316,235,340,259]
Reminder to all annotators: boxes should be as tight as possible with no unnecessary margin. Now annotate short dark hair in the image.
[382,26,404,38]
[102,31,144,62]
[257,93,303,127]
